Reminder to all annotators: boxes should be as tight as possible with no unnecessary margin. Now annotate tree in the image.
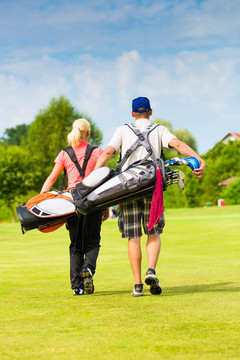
[174,128,197,152]
[164,184,187,209]
[24,96,103,188]
[184,169,205,207]
[0,124,30,145]
[153,118,198,159]
[185,141,240,207]
[222,179,240,205]
[153,118,174,133]
[106,151,120,169]
[0,145,40,222]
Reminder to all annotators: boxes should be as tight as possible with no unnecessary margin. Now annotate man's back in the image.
[108,118,176,170]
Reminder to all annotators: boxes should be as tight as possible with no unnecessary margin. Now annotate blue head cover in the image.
[132,97,152,113]
[184,157,200,170]
[165,157,200,170]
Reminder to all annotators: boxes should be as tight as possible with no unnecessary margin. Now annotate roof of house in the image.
[218,177,238,187]
[220,132,240,142]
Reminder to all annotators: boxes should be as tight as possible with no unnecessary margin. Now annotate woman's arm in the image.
[40,163,64,193]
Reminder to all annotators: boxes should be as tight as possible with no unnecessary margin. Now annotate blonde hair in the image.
[67,118,90,147]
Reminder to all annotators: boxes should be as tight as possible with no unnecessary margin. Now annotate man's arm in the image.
[94,146,116,169]
[168,138,205,178]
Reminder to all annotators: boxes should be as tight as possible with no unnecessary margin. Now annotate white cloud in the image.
[0,47,239,154]
[0,0,239,153]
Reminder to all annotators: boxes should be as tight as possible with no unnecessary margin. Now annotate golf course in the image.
[0,205,239,359]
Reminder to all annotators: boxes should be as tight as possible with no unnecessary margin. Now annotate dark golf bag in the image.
[16,145,97,234]
[71,158,169,214]
[16,190,76,233]
[71,122,175,215]
[71,122,194,215]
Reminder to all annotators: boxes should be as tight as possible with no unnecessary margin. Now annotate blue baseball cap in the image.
[132,97,152,113]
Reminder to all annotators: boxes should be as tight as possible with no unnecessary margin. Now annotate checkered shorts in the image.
[118,195,165,239]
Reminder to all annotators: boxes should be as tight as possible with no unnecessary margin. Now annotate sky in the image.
[0,0,239,154]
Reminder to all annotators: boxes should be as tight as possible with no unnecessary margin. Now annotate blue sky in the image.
[0,0,239,154]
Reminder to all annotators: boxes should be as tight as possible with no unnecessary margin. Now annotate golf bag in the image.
[16,144,97,233]
[71,123,187,214]
[71,158,166,215]
[16,190,76,233]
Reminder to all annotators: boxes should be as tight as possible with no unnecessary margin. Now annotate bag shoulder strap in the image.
[81,144,97,177]
[116,123,159,172]
[127,123,166,161]
[62,145,97,189]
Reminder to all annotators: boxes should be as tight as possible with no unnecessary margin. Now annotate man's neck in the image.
[134,117,150,121]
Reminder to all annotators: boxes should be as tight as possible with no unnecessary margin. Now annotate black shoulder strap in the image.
[63,146,84,177]
[81,145,97,177]
[61,145,97,189]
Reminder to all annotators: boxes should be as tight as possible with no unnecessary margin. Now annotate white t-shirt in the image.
[108,119,176,170]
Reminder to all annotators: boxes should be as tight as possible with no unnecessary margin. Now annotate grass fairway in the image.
[0,206,239,360]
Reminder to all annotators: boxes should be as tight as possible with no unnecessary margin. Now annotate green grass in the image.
[0,206,240,359]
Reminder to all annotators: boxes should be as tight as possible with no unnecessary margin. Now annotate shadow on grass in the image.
[94,282,240,296]
[94,290,131,296]
[162,282,240,296]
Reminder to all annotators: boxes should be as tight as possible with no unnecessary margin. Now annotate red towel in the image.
[148,167,164,231]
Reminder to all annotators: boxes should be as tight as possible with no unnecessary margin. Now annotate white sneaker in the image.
[131,285,143,297]
[73,288,86,296]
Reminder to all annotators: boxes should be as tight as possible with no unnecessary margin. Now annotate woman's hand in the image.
[102,208,109,222]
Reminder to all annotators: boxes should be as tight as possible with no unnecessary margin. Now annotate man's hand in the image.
[193,159,205,178]
[169,138,205,178]
[94,146,116,169]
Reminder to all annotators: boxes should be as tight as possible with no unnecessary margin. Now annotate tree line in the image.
[0,96,239,222]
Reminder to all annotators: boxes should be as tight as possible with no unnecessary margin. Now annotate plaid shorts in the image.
[118,195,165,239]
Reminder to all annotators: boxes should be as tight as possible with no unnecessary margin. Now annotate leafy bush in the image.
[222,179,240,205]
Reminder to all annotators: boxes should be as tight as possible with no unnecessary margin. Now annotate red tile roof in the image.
[233,132,240,139]
[219,177,238,187]
[220,132,240,144]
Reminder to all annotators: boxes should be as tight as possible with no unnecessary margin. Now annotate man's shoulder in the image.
[113,124,125,136]
[126,120,161,131]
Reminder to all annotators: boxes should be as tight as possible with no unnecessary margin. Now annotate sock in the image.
[148,268,155,274]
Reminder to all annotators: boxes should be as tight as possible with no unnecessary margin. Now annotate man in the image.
[94,97,205,297]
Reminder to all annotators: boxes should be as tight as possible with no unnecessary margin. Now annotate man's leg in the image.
[118,200,144,296]
[145,234,162,295]
[146,234,161,270]
[128,237,142,284]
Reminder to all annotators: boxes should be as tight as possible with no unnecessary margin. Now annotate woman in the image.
[41,118,108,296]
